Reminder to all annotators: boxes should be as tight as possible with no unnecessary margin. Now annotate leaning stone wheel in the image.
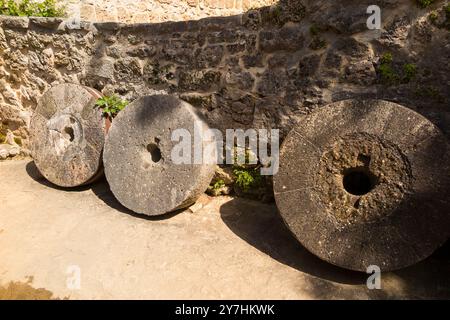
[103,95,216,216]
[273,99,450,272]
[30,83,106,187]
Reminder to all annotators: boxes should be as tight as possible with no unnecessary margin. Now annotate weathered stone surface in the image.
[28,17,65,29]
[259,25,304,52]
[0,144,20,159]
[1,0,450,156]
[274,99,450,272]
[0,16,29,29]
[29,84,106,187]
[103,95,216,216]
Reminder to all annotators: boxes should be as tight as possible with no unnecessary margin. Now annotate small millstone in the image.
[30,84,106,187]
[273,99,450,272]
[103,95,216,216]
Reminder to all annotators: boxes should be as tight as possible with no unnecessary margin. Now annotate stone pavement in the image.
[0,160,449,299]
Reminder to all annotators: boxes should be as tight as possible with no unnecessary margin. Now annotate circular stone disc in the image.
[103,95,216,216]
[30,84,105,187]
[273,99,450,272]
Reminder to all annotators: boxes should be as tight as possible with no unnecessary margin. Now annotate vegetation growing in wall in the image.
[0,0,65,17]
[414,85,445,102]
[416,0,435,8]
[378,53,398,84]
[377,53,418,85]
[95,95,129,119]
[429,4,450,29]
[402,63,417,82]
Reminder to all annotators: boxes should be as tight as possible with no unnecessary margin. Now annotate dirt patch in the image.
[0,276,64,300]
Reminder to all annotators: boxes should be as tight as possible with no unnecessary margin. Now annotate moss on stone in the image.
[402,63,417,82]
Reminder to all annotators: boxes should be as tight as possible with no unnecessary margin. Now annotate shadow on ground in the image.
[25,161,182,221]
[219,197,367,285]
[25,160,450,298]
[219,197,450,299]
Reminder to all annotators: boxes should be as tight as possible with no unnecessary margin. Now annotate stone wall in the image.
[1,0,450,159]
[65,0,277,23]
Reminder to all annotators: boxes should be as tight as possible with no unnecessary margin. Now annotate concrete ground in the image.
[0,160,449,300]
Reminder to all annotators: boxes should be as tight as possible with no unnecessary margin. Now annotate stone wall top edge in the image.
[0,13,246,34]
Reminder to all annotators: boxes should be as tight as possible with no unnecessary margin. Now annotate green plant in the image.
[233,167,262,192]
[378,53,418,85]
[212,179,225,191]
[378,53,399,85]
[416,0,435,8]
[403,63,417,82]
[95,95,129,119]
[0,133,5,144]
[0,0,65,17]
[380,52,393,64]
[207,178,227,196]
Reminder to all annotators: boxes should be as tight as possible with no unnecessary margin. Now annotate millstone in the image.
[103,95,216,216]
[30,83,106,187]
[273,99,450,272]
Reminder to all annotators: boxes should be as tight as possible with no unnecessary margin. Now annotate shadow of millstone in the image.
[219,197,367,285]
[25,161,92,192]
[25,160,183,221]
[90,176,185,221]
[220,197,450,298]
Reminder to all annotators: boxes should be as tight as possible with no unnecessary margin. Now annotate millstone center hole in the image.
[64,127,75,142]
[343,168,376,196]
[147,143,162,163]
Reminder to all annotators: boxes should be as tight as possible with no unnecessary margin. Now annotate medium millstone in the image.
[273,99,450,272]
[30,84,106,187]
[103,95,216,216]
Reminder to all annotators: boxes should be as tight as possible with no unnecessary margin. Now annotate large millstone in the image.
[30,84,106,187]
[274,99,450,272]
[103,95,216,216]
